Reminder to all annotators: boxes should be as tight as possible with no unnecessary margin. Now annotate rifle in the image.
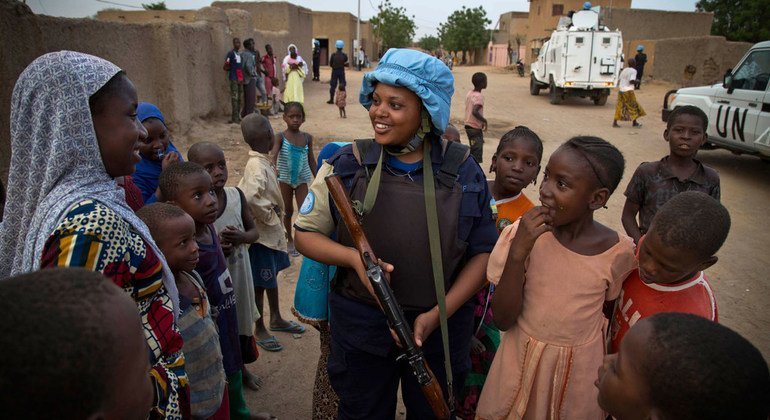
[325,174,451,419]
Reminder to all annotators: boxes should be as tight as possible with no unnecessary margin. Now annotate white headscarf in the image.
[0,51,179,315]
[282,44,308,80]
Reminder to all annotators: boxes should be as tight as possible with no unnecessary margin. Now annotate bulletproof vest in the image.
[333,138,471,311]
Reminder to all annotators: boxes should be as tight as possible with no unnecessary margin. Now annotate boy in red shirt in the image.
[610,191,730,353]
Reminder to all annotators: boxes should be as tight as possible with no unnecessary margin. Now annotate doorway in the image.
[318,38,329,66]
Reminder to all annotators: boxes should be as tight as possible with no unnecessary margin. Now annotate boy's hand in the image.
[161,152,180,171]
[510,206,554,262]
[482,121,488,131]
[220,225,247,245]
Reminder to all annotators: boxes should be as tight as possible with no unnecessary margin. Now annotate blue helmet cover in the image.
[359,48,454,135]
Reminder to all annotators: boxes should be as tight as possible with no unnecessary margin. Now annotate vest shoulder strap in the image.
[352,139,376,181]
[436,139,470,188]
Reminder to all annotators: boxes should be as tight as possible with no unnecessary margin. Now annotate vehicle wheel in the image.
[530,75,541,96]
[593,94,608,106]
[549,82,563,105]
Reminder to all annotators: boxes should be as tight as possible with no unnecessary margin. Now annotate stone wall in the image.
[601,8,713,52]
[312,11,357,61]
[212,1,314,66]
[632,36,752,86]
[0,1,308,178]
[97,9,198,23]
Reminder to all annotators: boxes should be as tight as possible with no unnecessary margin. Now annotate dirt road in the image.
[173,65,770,418]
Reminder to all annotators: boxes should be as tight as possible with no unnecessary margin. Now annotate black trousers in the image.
[327,291,473,419]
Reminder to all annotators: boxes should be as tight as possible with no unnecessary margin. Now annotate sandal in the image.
[270,320,306,334]
[633,122,643,127]
[255,336,283,352]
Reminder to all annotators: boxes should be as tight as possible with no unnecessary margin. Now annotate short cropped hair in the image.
[648,191,730,259]
[667,105,708,131]
[187,141,223,164]
[158,161,207,201]
[0,268,126,419]
[241,113,274,153]
[472,72,487,88]
[644,312,770,419]
[137,202,188,239]
[561,136,625,194]
[497,126,544,163]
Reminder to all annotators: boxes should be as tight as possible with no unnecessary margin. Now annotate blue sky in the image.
[28,0,699,38]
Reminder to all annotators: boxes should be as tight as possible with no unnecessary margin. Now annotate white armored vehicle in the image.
[663,41,770,160]
[530,9,623,105]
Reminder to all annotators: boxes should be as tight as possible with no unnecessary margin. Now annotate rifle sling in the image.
[423,139,454,410]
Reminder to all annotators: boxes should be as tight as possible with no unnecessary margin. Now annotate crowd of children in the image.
[0,47,768,420]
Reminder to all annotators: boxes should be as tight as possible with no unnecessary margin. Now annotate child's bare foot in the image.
[243,368,263,391]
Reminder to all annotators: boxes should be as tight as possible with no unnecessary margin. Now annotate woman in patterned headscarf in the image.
[0,51,190,419]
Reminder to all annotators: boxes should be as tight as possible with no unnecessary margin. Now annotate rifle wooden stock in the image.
[325,174,451,420]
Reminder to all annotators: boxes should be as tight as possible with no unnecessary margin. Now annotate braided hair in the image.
[561,136,625,194]
[496,126,544,162]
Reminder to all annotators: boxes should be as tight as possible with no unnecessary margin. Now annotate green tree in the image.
[370,0,417,54]
[438,6,491,62]
[142,1,167,10]
[418,35,441,53]
[696,0,769,43]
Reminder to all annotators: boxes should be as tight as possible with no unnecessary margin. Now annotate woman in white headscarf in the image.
[0,51,189,419]
[282,43,308,104]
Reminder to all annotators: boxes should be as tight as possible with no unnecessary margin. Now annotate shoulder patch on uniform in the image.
[300,191,316,215]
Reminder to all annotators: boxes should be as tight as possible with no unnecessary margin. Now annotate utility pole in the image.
[356,0,361,69]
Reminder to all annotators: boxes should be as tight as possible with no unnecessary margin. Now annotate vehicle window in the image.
[732,49,770,91]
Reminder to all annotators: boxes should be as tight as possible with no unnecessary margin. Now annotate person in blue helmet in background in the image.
[295,48,497,418]
[634,44,648,89]
[312,39,321,81]
[327,40,348,104]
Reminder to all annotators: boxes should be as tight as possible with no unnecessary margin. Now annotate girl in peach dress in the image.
[476,136,636,420]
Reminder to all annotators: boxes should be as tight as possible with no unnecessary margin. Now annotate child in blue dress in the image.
[271,102,317,256]
[134,102,183,204]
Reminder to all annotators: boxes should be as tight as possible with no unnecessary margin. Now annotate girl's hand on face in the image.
[510,206,554,262]
[161,152,179,171]
[220,225,246,245]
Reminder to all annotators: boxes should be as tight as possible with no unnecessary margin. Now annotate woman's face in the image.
[289,46,297,58]
[92,75,147,178]
[368,83,422,147]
